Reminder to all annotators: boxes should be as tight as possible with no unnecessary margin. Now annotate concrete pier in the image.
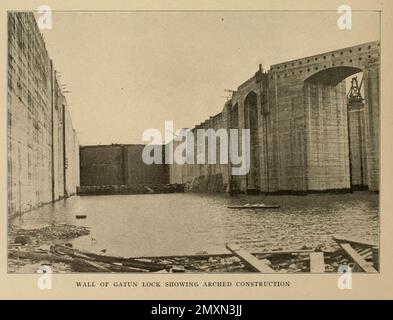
[170,42,380,193]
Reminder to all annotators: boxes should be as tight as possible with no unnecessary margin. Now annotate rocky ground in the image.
[8,223,90,273]
[8,223,362,273]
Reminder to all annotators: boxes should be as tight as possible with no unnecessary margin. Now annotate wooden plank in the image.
[357,248,372,257]
[126,249,314,261]
[51,244,166,271]
[71,259,111,272]
[51,244,312,266]
[225,243,275,273]
[372,247,379,271]
[333,236,377,248]
[310,252,325,273]
[144,186,154,193]
[227,205,280,209]
[339,243,377,273]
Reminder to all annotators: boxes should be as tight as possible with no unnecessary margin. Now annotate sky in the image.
[40,11,380,145]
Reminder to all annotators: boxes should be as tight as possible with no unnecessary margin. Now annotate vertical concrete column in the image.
[259,73,272,193]
[348,101,367,187]
[304,81,350,191]
[268,74,281,192]
[221,107,231,188]
[227,102,241,192]
[192,128,198,179]
[256,91,267,192]
[363,62,380,191]
[237,100,247,191]
[195,125,201,181]
[244,93,259,191]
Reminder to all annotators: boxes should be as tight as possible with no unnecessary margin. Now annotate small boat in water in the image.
[227,203,280,209]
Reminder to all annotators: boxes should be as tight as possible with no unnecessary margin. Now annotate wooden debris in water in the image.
[338,243,377,273]
[310,252,325,273]
[333,235,379,273]
[226,243,275,273]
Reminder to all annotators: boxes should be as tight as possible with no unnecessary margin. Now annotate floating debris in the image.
[8,224,379,274]
[10,224,90,242]
[14,235,31,245]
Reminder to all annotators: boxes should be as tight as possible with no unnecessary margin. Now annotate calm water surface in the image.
[11,192,379,257]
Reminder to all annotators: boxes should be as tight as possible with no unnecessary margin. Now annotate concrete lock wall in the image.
[65,109,80,195]
[80,145,124,186]
[169,111,231,192]
[52,74,65,200]
[79,145,169,187]
[125,145,169,185]
[169,41,380,193]
[7,12,79,218]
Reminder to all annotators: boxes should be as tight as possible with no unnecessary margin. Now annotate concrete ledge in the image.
[77,184,184,196]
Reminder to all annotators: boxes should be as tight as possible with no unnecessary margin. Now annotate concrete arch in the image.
[222,100,232,113]
[302,63,379,192]
[244,91,257,106]
[305,66,363,86]
[230,102,239,127]
[169,41,379,194]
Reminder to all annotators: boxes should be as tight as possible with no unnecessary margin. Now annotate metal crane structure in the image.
[347,76,364,105]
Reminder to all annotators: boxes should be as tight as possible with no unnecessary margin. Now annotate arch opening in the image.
[305,66,362,86]
[304,66,367,190]
[346,72,368,189]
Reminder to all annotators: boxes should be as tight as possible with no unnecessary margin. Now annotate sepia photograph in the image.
[7,8,380,276]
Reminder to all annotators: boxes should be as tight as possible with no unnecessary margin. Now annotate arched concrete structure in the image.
[263,41,380,192]
[170,41,380,194]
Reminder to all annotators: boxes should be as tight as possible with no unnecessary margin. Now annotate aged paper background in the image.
[0,0,392,299]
